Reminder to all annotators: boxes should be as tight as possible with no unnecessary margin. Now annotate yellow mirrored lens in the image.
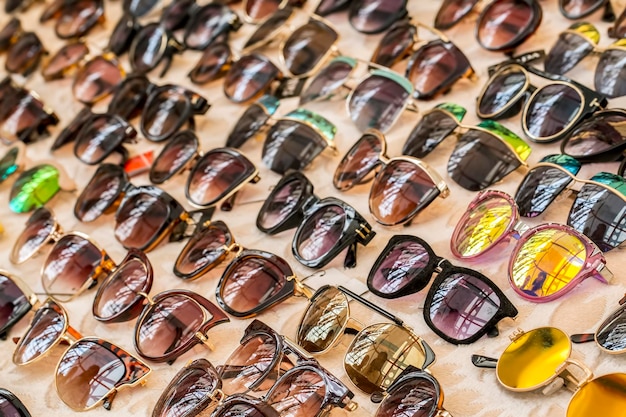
[497,327,570,390]
[344,323,426,394]
[511,228,586,298]
[567,373,626,417]
[297,286,348,353]
[454,195,513,257]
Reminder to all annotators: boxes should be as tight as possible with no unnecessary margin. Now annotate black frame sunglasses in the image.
[0,389,31,417]
[40,0,105,39]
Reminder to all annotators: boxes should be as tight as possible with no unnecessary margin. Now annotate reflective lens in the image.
[297,286,348,353]
[108,14,137,56]
[545,32,594,75]
[560,0,605,18]
[124,0,159,16]
[107,75,152,120]
[0,273,32,336]
[114,190,170,249]
[150,131,198,184]
[11,207,57,264]
[243,8,292,50]
[221,333,279,393]
[141,86,194,142]
[295,204,345,261]
[524,84,583,141]
[596,306,626,353]
[595,48,626,99]
[245,0,283,22]
[334,132,383,191]
[348,0,406,34]
[74,114,132,165]
[478,66,527,117]
[130,23,167,73]
[0,147,19,182]
[174,221,233,280]
[371,23,415,68]
[42,42,89,81]
[73,56,124,105]
[567,374,626,417]
[435,0,479,29]
[561,111,626,161]
[224,54,280,103]
[184,4,238,50]
[9,164,60,213]
[13,299,66,365]
[266,368,326,416]
[5,32,43,76]
[477,0,539,51]
[226,96,279,148]
[300,56,355,104]
[74,164,126,222]
[375,375,440,417]
[189,42,231,85]
[257,175,306,231]
[0,392,24,417]
[402,108,461,158]
[282,19,338,76]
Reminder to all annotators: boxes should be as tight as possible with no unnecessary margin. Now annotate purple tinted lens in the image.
[262,120,327,174]
[435,0,479,29]
[0,395,22,417]
[114,191,169,249]
[545,32,594,75]
[174,221,232,279]
[189,42,231,85]
[224,54,280,103]
[478,67,527,117]
[371,23,415,68]
[563,112,626,159]
[525,84,582,140]
[515,165,574,218]
[300,59,354,104]
[295,205,345,262]
[74,164,126,222]
[429,273,501,341]
[349,73,410,133]
[477,0,536,51]
[0,273,31,335]
[258,178,305,230]
[42,42,89,81]
[370,239,431,296]
[560,0,605,18]
[150,131,198,184]
[13,300,65,365]
[74,115,128,165]
[226,103,270,148]
[333,133,382,191]
[282,19,338,76]
[130,23,166,73]
[73,56,123,105]
[349,0,406,34]
[403,110,458,158]
[375,377,438,417]
[595,49,626,99]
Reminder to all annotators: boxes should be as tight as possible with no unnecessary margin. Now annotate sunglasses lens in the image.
[562,112,626,160]
[298,286,348,353]
[282,20,338,76]
[13,300,65,365]
[526,84,583,141]
[263,120,327,174]
[435,0,479,29]
[42,234,103,301]
[315,0,350,15]
[451,193,515,258]
[595,48,626,98]
[349,0,406,34]
[55,0,103,39]
[0,395,21,417]
[130,23,166,73]
[9,164,60,213]
[569,175,626,251]
[56,340,126,410]
[244,8,292,49]
[371,23,415,68]
[561,0,605,18]
[295,204,345,262]
[75,164,125,222]
[115,191,169,249]
[221,333,279,393]
[334,133,383,191]
[142,87,191,142]
[42,42,89,80]
[0,273,31,335]
[150,131,198,184]
[375,376,438,417]
[73,56,123,104]
[510,227,587,300]
[403,109,459,158]
[0,147,19,182]
[258,176,306,231]
[227,103,272,148]
[370,160,439,226]
[349,71,412,133]
[175,222,232,279]
[75,115,127,165]
[300,57,354,104]
[137,293,206,359]
[108,76,151,120]
[187,150,256,207]
[189,42,231,85]
[219,253,290,315]
[185,4,233,50]
[108,14,136,56]
[224,54,280,103]
[246,0,281,21]
[545,32,594,75]
[477,0,537,51]
[498,327,570,389]
[345,323,426,393]
[478,66,527,117]
[369,238,431,296]
[6,32,43,75]
[161,0,194,31]
[568,374,626,417]
[596,307,626,353]
[124,0,158,17]
[11,207,55,264]
[266,369,325,416]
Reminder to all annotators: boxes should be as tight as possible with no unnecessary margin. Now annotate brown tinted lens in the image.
[11,207,56,264]
[136,293,207,360]
[375,376,439,417]
[174,221,233,279]
[74,115,128,165]
[282,19,338,76]
[477,0,536,51]
[0,18,20,52]
[435,0,479,29]
[73,56,123,104]
[184,4,234,50]
[221,334,279,394]
[189,42,231,85]
[130,23,166,73]
[56,340,125,410]
[6,32,43,75]
[266,369,326,417]
[108,14,136,56]
[141,87,189,141]
[349,0,407,34]
[371,23,415,68]
[334,133,383,191]
[246,0,282,21]
[560,0,605,18]
[150,131,198,184]
[257,176,305,231]
[295,204,346,262]
[297,286,348,353]
[243,7,292,49]
[299,58,354,104]
[13,300,65,365]
[345,323,427,393]
[55,0,103,39]
[74,164,126,222]
[224,54,280,103]
[41,234,103,302]
[114,190,170,249]
[42,42,89,81]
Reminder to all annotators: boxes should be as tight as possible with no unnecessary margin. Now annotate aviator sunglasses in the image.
[314,0,408,34]
[0,17,45,77]
[472,327,626,417]
[257,171,376,268]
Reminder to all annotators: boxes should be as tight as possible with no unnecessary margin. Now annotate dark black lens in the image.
[108,75,152,120]
[478,66,527,117]
[262,120,327,174]
[227,103,271,148]
[130,23,167,73]
[189,42,231,85]
[74,114,132,165]
[545,32,594,75]
[561,111,626,162]
[515,165,574,218]
[108,14,137,56]
[595,48,626,99]
[403,109,459,158]
[124,0,159,17]
[74,163,126,222]
[243,7,292,50]
[524,84,583,141]
[150,131,198,184]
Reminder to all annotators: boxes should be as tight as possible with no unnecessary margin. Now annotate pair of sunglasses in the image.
[435,0,542,51]
[0,78,58,145]
[0,18,45,76]
[315,0,408,34]
[153,319,357,417]
[472,327,626,417]
[451,190,614,302]
[10,206,63,264]
[571,293,626,353]
[0,389,31,417]
[40,0,104,39]
[477,56,608,143]
[334,129,449,226]
[545,23,626,98]
[371,20,475,100]
[368,235,518,344]
[514,154,626,251]
[257,171,376,268]
[11,297,151,411]
[297,285,436,394]
[0,271,38,340]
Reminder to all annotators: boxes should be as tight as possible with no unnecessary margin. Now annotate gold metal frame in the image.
[476,63,530,120]
[10,206,64,265]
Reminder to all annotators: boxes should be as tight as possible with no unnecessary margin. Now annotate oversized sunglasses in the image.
[571,293,626,354]
[91,250,229,363]
[434,0,542,51]
[40,0,105,39]
[514,154,626,251]
[153,320,357,417]
[334,129,449,226]
[8,161,76,213]
[297,285,436,394]
[0,271,38,340]
[451,190,613,302]
[257,171,376,268]
[314,0,408,34]
[0,77,59,145]
[477,58,608,143]
[0,389,31,417]
[472,327,626,417]
[371,20,475,99]
[0,17,45,76]
[11,298,151,411]
[10,206,63,264]
[368,234,518,344]
[545,22,626,98]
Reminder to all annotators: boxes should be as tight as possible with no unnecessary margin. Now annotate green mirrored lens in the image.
[9,164,60,213]
[539,154,581,175]
[0,147,19,182]
[435,102,466,122]
[478,120,531,161]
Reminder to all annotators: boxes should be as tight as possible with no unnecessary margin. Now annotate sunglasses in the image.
[0,389,31,417]
[153,320,357,417]
[0,18,45,77]
[73,113,137,165]
[315,0,408,34]
[297,285,436,394]
[371,20,474,99]
[40,0,105,39]
[9,161,76,214]
[225,95,280,148]
[560,0,616,20]
[188,41,233,85]
[11,297,151,411]
[515,154,626,251]
[610,6,626,38]
[545,23,626,99]
[472,327,626,417]
[0,77,59,145]
[0,271,38,340]
[5,0,38,13]
[334,129,449,226]
[257,171,376,268]
[10,206,63,265]
[368,234,518,344]
[242,0,306,23]
[477,58,608,143]
[451,190,614,302]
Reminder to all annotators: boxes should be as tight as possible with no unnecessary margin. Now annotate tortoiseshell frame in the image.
[0,388,31,417]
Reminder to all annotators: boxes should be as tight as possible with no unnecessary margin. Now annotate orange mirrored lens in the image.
[567,373,626,417]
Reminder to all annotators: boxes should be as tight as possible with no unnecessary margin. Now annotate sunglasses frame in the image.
[0,389,31,417]
[241,0,305,24]
[0,270,38,340]
[560,0,614,20]
[10,206,63,264]
[42,0,105,39]
[73,113,137,165]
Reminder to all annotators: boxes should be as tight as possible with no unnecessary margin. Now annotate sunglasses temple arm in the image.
[337,285,404,326]
[487,49,546,76]
[570,333,596,344]
[471,354,497,369]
